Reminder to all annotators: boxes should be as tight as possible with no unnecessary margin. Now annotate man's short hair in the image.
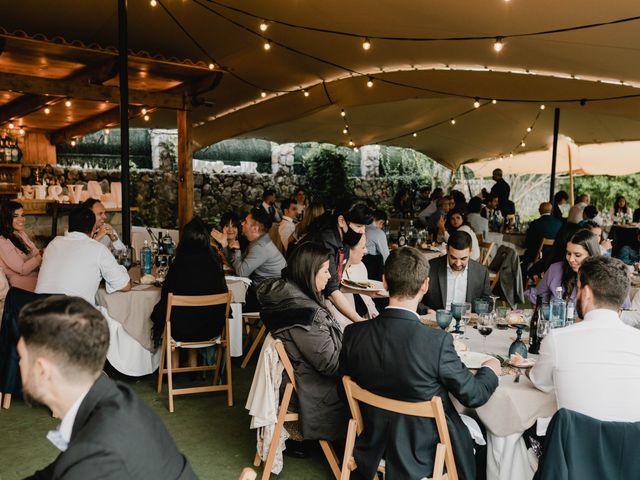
[262,189,276,200]
[69,206,96,234]
[372,209,388,222]
[578,193,589,203]
[493,168,503,177]
[250,207,273,232]
[467,196,483,214]
[344,203,373,225]
[19,296,109,377]
[384,247,429,299]
[281,198,297,212]
[583,205,598,220]
[578,256,629,309]
[448,230,472,251]
[419,186,431,194]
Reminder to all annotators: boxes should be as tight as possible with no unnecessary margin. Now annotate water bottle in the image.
[162,230,174,257]
[408,220,417,246]
[566,301,576,325]
[549,286,566,328]
[140,240,152,275]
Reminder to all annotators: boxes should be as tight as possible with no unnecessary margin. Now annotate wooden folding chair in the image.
[253,340,341,480]
[341,376,458,480]
[241,312,266,369]
[535,238,555,262]
[489,270,501,290]
[238,467,257,480]
[157,292,233,412]
[479,241,495,266]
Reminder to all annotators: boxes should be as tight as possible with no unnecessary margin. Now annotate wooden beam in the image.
[48,105,152,144]
[0,71,186,110]
[177,109,194,233]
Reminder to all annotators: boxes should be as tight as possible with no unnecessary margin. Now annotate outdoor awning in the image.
[1,0,640,170]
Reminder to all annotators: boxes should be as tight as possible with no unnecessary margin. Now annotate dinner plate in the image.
[508,358,536,368]
[458,351,494,369]
[341,279,386,292]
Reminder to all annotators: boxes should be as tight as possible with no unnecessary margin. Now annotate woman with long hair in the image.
[287,201,325,251]
[610,195,631,222]
[151,217,228,347]
[257,242,347,443]
[437,208,480,260]
[552,190,570,220]
[210,211,243,270]
[0,201,41,291]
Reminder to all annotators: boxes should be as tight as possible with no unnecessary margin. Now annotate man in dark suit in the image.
[422,230,492,312]
[522,202,563,267]
[490,168,511,216]
[17,296,196,480]
[340,247,500,480]
[259,188,281,223]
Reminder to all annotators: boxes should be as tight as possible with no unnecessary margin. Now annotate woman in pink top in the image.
[0,201,41,291]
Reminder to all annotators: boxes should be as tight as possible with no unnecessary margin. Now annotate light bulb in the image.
[342,127,348,134]
[263,40,271,51]
[473,99,480,108]
[260,90,267,98]
[150,0,157,6]
[366,78,373,88]
[8,123,14,129]
[208,63,215,70]
[105,128,110,135]
[412,132,417,137]
[44,107,51,115]
[450,118,456,125]
[303,89,309,97]
[141,108,147,115]
[340,109,346,117]
[354,147,359,152]
[527,127,532,132]
[362,38,371,50]
[540,104,546,110]
[510,153,514,158]
[65,99,72,107]
[71,140,76,146]
[259,21,268,32]
[19,128,25,135]
[493,37,504,52]
[492,99,497,104]
[521,141,526,147]
[349,139,354,147]
[144,114,150,121]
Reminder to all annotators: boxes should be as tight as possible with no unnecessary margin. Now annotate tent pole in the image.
[568,142,574,206]
[118,0,131,246]
[177,108,194,234]
[549,108,560,203]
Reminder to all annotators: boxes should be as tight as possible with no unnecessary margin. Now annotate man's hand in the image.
[481,357,502,377]
[94,224,112,241]
[228,239,240,250]
[210,229,228,248]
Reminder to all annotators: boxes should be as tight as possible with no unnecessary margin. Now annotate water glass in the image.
[474,298,491,315]
[436,310,453,331]
[537,318,551,340]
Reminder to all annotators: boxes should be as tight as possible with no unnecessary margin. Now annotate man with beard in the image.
[530,256,640,421]
[421,230,492,312]
[82,198,126,253]
[17,296,196,479]
[307,202,374,324]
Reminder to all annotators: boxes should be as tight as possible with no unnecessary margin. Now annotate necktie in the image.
[269,205,276,219]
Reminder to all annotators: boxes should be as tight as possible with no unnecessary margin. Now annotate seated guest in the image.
[307,203,373,323]
[552,190,570,220]
[633,199,640,224]
[278,198,298,253]
[213,208,286,310]
[438,208,480,261]
[417,187,443,226]
[579,204,603,226]
[260,189,281,223]
[257,242,348,443]
[567,193,590,224]
[619,231,640,265]
[211,211,241,270]
[393,188,413,217]
[610,194,631,222]
[580,220,612,256]
[17,296,197,478]
[288,201,325,251]
[0,201,41,291]
[414,186,432,212]
[522,202,563,267]
[82,198,126,252]
[450,189,467,213]
[151,217,228,348]
[428,196,452,232]
[340,247,500,480]
[486,194,503,231]
[363,210,389,280]
[421,230,491,312]
[526,229,600,304]
[466,196,489,240]
[295,187,308,221]
[530,256,640,421]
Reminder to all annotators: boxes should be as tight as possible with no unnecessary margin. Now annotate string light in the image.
[340,109,346,117]
[540,104,546,110]
[44,107,51,115]
[349,139,355,147]
[64,99,72,107]
[492,99,497,104]
[260,90,267,98]
[473,98,480,108]
[527,127,532,132]
[150,0,157,6]
[510,153,514,158]
[104,128,110,135]
[362,38,371,50]
[18,128,25,135]
[208,63,215,70]
[450,118,456,125]
[8,123,14,129]
[493,37,504,52]
[521,141,526,147]
[141,108,147,115]
[354,146,359,152]
[303,89,309,97]
[259,21,268,32]
[71,139,76,146]
[144,114,150,121]
[412,132,417,137]
[366,77,374,88]
[263,40,271,51]
[343,126,349,134]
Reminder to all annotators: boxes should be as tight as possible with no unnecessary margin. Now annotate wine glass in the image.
[436,310,453,331]
[460,302,472,338]
[537,318,550,342]
[450,303,466,333]
[477,313,495,353]
[474,298,491,316]
[121,247,133,270]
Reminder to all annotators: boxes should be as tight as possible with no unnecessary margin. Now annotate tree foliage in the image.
[302,144,353,208]
[567,174,640,211]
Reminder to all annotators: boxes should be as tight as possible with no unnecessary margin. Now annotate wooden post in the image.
[118,0,131,246]
[568,142,575,206]
[549,108,560,203]
[177,108,193,234]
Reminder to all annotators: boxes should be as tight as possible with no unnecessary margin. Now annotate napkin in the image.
[225,275,252,286]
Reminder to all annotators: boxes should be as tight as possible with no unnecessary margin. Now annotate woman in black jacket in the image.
[151,217,228,347]
[256,242,348,442]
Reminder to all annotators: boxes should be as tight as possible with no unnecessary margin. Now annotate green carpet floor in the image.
[0,359,333,480]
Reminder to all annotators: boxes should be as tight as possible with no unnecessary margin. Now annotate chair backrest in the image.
[479,241,495,266]
[342,375,458,479]
[274,340,296,390]
[535,238,555,262]
[165,292,232,326]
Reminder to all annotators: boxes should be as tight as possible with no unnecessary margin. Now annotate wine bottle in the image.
[398,224,407,247]
[528,294,542,354]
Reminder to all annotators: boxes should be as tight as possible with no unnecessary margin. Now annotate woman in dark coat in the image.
[256,242,348,442]
[151,217,228,347]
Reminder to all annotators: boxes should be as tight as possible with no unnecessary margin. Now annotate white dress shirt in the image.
[278,216,296,252]
[36,231,130,305]
[99,233,126,253]
[46,388,90,452]
[530,308,640,422]
[445,263,468,310]
[567,201,588,224]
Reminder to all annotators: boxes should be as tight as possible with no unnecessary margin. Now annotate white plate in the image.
[508,358,536,368]
[341,279,386,292]
[458,351,494,369]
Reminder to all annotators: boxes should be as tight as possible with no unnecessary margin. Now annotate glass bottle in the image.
[529,295,542,354]
[549,286,566,328]
[140,240,152,276]
[398,224,407,247]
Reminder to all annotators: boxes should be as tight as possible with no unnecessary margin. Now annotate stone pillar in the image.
[149,129,178,169]
[360,144,381,177]
[271,142,295,175]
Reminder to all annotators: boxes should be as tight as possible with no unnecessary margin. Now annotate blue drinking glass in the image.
[436,310,453,331]
[474,298,491,315]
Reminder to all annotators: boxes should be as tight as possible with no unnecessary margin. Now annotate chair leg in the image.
[241,325,266,369]
[432,443,446,480]
[261,383,293,480]
[320,440,341,480]
[213,343,223,386]
[1,393,11,409]
[253,451,262,468]
[225,340,233,407]
[341,419,358,480]
[167,342,175,413]
[157,334,167,393]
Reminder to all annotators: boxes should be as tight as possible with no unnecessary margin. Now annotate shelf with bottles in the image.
[0,164,22,194]
[0,133,22,164]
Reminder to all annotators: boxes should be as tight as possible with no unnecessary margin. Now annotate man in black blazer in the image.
[340,247,500,480]
[422,230,492,312]
[522,202,563,267]
[17,296,197,480]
